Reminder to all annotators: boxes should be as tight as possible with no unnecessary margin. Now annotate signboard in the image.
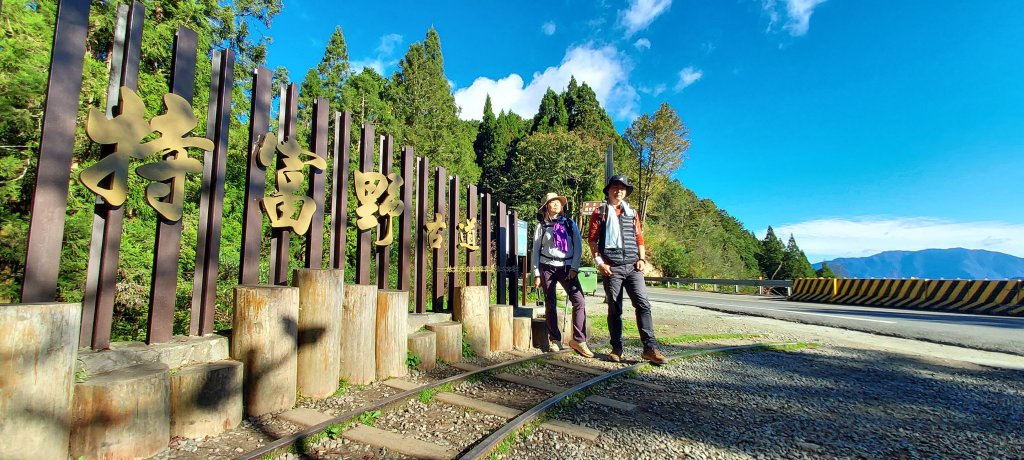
[516,219,529,256]
[580,200,603,216]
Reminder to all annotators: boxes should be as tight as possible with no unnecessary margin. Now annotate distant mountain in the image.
[813,248,1024,279]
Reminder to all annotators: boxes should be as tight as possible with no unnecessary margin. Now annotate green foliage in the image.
[624,102,690,223]
[333,380,350,397]
[461,329,475,358]
[816,261,837,278]
[406,351,422,369]
[781,234,816,279]
[417,382,452,403]
[358,409,381,426]
[758,226,786,280]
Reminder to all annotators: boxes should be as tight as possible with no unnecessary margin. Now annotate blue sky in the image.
[266,1,1024,262]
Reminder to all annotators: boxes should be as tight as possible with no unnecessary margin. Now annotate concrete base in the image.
[170,360,243,439]
[70,362,170,460]
[77,334,229,378]
[408,312,452,332]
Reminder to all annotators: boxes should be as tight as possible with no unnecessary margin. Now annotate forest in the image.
[0,0,828,340]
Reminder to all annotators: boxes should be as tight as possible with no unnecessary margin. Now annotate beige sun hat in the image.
[538,192,568,214]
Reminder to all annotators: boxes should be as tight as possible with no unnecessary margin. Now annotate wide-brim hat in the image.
[603,175,634,197]
[538,192,568,213]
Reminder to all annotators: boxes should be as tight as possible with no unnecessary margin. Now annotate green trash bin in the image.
[577,267,599,296]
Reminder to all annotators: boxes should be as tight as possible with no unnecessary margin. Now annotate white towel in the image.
[603,201,635,249]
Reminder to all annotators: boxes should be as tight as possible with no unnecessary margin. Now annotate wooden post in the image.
[169,360,242,439]
[431,166,447,311]
[340,284,377,385]
[376,290,409,380]
[453,285,490,357]
[513,317,532,351]
[425,321,462,363]
[407,331,436,371]
[376,135,394,289]
[355,124,375,285]
[415,157,429,312]
[1,302,81,460]
[294,269,344,398]
[531,318,548,349]
[489,305,513,353]
[231,285,298,416]
[481,193,492,287]
[466,184,478,286]
[447,176,460,310]
[496,202,507,304]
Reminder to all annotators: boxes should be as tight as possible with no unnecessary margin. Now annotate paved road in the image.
[645,287,1024,356]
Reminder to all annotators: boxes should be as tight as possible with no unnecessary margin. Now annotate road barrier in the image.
[789,278,1024,317]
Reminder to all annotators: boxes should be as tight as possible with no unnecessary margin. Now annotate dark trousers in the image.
[603,263,657,351]
[539,264,588,343]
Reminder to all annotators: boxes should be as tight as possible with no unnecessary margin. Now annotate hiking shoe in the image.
[642,348,668,365]
[548,341,562,352]
[568,339,595,358]
[607,349,623,363]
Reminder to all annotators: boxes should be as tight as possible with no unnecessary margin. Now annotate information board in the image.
[516,219,529,256]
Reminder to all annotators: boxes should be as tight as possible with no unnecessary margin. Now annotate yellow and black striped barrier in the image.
[788,278,1024,317]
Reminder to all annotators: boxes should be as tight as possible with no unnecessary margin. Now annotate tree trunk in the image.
[340,284,377,385]
[407,331,436,371]
[232,285,298,416]
[425,321,462,363]
[294,269,344,398]
[376,290,409,380]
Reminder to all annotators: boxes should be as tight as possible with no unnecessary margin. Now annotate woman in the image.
[531,192,593,358]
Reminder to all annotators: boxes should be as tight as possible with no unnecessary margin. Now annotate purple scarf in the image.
[550,220,570,253]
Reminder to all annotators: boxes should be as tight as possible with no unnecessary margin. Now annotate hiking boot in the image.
[548,341,562,352]
[568,339,595,358]
[607,349,623,363]
[642,347,668,365]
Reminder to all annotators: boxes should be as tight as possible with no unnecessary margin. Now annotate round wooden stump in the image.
[453,286,490,357]
[294,269,344,399]
[170,360,243,438]
[376,290,409,380]
[513,317,532,351]
[340,284,377,385]
[426,321,462,363]
[0,302,81,460]
[407,331,437,371]
[489,305,513,353]
[232,285,299,416]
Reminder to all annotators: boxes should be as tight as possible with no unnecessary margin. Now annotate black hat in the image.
[603,175,634,197]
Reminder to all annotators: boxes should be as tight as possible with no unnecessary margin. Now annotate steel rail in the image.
[459,342,803,459]
[234,349,569,460]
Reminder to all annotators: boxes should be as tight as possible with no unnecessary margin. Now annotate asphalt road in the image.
[645,287,1024,356]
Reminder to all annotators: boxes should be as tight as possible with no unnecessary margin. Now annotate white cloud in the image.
[620,0,673,37]
[542,21,557,36]
[453,44,638,121]
[351,33,404,75]
[633,38,652,50]
[769,217,1024,262]
[638,83,666,96]
[674,66,702,91]
[761,0,826,37]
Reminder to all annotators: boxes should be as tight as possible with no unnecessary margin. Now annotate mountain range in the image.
[813,248,1024,280]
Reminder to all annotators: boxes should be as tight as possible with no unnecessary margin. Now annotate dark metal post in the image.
[239,66,273,285]
[376,135,394,289]
[496,201,507,304]
[328,111,351,270]
[81,2,144,349]
[268,83,298,285]
[415,157,429,312]
[304,97,329,269]
[431,166,447,311]
[447,176,460,310]
[465,184,478,286]
[398,147,414,292]
[21,0,91,303]
[147,26,197,344]
[190,49,234,336]
[355,123,375,285]
[481,193,492,288]
[509,210,519,307]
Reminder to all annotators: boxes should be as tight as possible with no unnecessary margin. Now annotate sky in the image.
[265,0,1024,262]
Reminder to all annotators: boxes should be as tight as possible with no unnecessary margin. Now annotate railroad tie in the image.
[452,362,638,412]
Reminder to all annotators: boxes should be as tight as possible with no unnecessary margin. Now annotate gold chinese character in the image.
[257,133,327,235]
[457,218,480,251]
[423,213,447,249]
[81,87,212,222]
[353,170,404,246]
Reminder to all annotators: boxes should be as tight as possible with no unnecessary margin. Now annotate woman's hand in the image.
[533,277,541,289]
[567,269,578,280]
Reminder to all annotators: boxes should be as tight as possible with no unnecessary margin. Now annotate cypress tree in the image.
[758,226,786,279]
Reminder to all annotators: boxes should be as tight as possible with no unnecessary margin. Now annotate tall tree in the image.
[781,234,816,279]
[816,261,837,278]
[623,102,690,223]
[758,226,786,279]
[390,28,478,181]
[474,95,505,193]
[531,88,568,133]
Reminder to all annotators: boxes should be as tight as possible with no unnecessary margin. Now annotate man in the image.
[587,175,668,365]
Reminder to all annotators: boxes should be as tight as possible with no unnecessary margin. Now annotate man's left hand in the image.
[634,259,646,271]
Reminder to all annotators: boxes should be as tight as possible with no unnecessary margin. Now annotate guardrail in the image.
[645,277,793,295]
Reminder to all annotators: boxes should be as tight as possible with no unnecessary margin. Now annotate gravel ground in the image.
[498,300,1024,459]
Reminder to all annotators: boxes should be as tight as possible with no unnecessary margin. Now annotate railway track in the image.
[234,342,805,460]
